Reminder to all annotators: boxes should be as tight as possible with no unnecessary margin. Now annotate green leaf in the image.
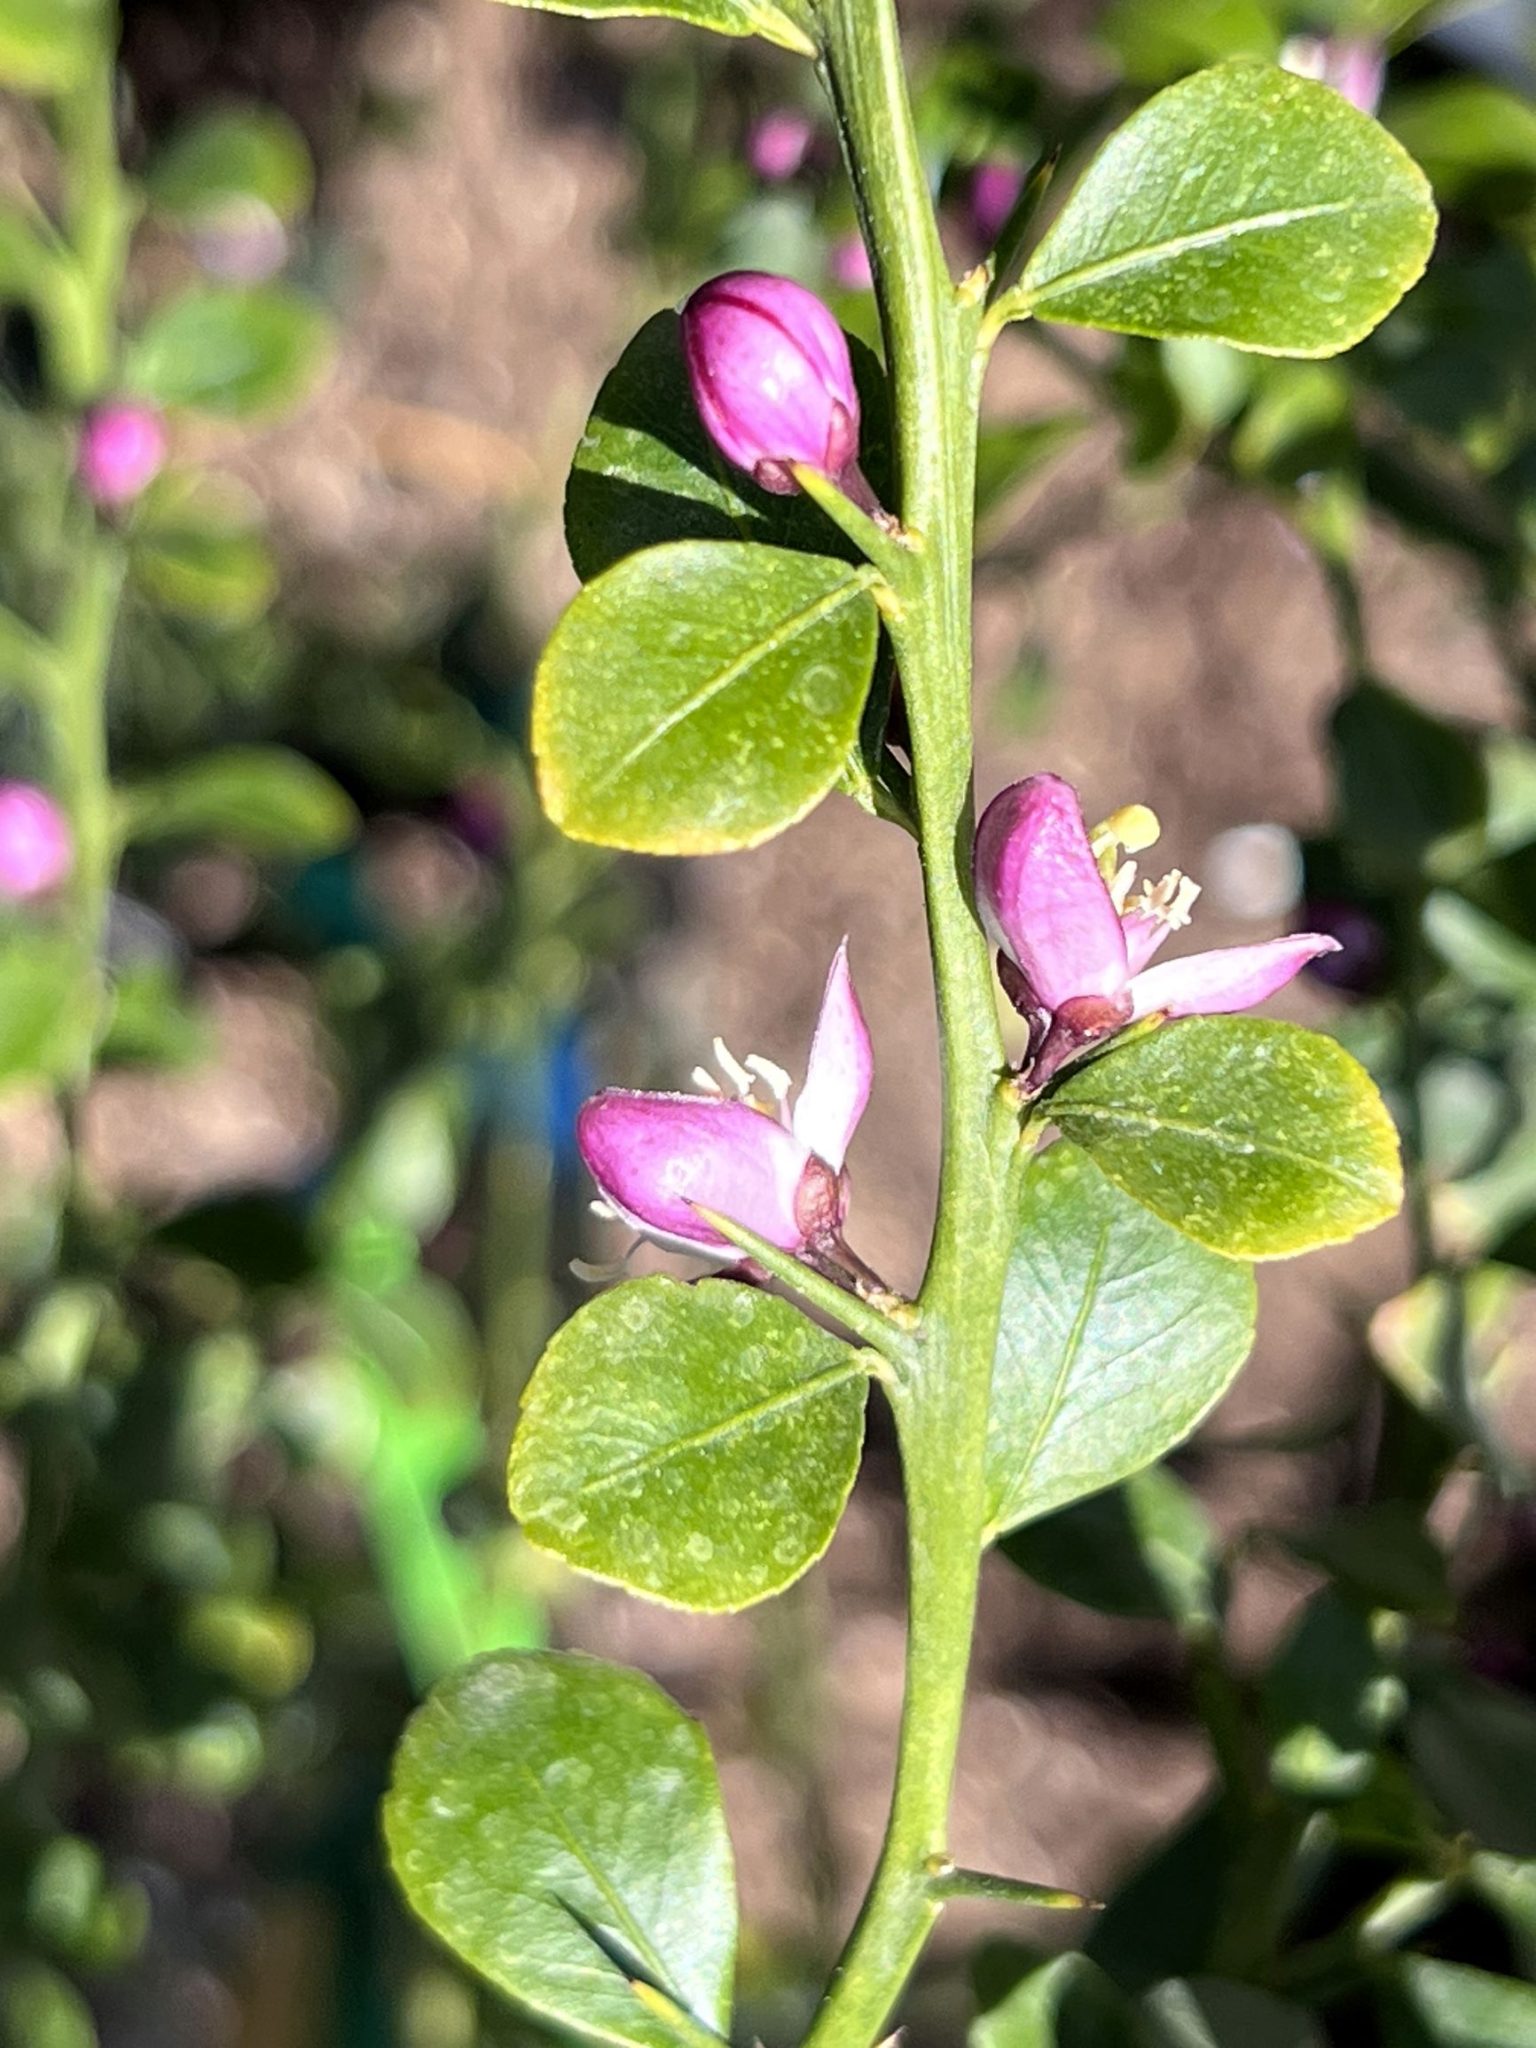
[1408,1665,1536,1858]
[489,0,813,55]
[1099,0,1279,83]
[385,1650,736,2047]
[125,285,330,418]
[145,108,314,224]
[0,931,92,1086]
[1012,62,1436,356]
[0,0,105,95]
[509,1278,866,1612]
[118,746,357,857]
[974,415,1089,526]
[1387,82,1536,204]
[1048,1016,1403,1260]
[533,540,880,854]
[1332,680,1488,881]
[1388,1959,1536,2048]
[131,519,277,625]
[1089,1799,1232,1990]
[1001,1465,1218,1629]
[564,309,891,583]
[1262,1589,1404,1803]
[986,1143,1255,1536]
[1141,1978,1324,2048]
[971,1953,1138,2047]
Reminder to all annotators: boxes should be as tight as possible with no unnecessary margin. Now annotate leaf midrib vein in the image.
[587,571,875,797]
[1053,1098,1386,1197]
[530,1359,863,1511]
[1022,196,1384,308]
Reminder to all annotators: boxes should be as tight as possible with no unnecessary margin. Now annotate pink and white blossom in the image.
[577,940,873,1267]
[974,775,1339,1089]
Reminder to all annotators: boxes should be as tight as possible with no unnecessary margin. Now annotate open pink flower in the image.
[577,940,872,1267]
[974,776,1339,1090]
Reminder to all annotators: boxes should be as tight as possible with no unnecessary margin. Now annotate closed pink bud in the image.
[681,270,862,497]
[827,234,873,291]
[747,109,814,183]
[969,163,1025,249]
[0,784,72,899]
[1280,35,1386,117]
[77,401,167,507]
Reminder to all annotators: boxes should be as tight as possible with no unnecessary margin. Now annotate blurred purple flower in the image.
[975,775,1339,1089]
[578,939,872,1265]
[1280,34,1386,116]
[1301,897,1392,996]
[0,783,71,899]
[682,269,869,501]
[77,401,167,507]
[969,162,1025,249]
[747,108,815,183]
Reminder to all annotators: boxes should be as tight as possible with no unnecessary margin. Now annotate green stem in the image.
[803,1,1019,2042]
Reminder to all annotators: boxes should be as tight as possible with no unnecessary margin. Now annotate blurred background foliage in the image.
[0,0,1534,2045]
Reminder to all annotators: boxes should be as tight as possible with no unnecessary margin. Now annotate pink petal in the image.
[973,776,1129,1011]
[791,938,872,1172]
[578,1090,810,1254]
[1121,910,1174,976]
[1127,934,1342,1022]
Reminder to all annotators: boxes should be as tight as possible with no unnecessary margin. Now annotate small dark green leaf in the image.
[971,1952,1137,2047]
[1099,0,1279,82]
[509,1278,866,1612]
[533,540,880,853]
[1332,680,1487,880]
[1263,1589,1404,1803]
[564,309,891,582]
[1014,63,1436,356]
[131,520,276,625]
[1089,1797,1232,1990]
[1388,82,1536,204]
[1048,1017,1403,1260]
[118,746,357,856]
[145,108,314,224]
[385,1650,736,2047]
[1408,1665,1536,1858]
[489,0,813,54]
[987,1143,1255,1536]
[126,285,330,418]
[1387,1959,1536,2048]
[975,416,1088,526]
[1002,1465,1217,1629]
[1288,1502,1451,1620]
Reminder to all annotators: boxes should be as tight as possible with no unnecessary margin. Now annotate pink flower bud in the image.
[1280,35,1386,117]
[747,109,814,183]
[77,401,168,507]
[968,163,1025,249]
[682,270,862,496]
[0,784,72,899]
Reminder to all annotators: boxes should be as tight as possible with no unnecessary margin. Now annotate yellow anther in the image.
[1091,803,1161,859]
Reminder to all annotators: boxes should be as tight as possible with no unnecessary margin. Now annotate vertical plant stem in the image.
[804,1,1019,2041]
[40,17,130,1069]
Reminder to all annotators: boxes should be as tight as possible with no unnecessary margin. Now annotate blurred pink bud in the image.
[975,774,1339,1089]
[579,940,872,1262]
[969,163,1025,249]
[0,784,72,899]
[828,234,874,291]
[1280,35,1386,116]
[682,270,863,497]
[748,108,815,183]
[77,401,167,507]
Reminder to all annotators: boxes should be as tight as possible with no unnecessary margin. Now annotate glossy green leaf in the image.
[533,540,880,854]
[971,1952,1137,2047]
[1013,63,1435,356]
[1332,680,1488,881]
[1388,1959,1536,2048]
[489,0,813,55]
[0,0,105,94]
[564,309,891,583]
[125,285,330,418]
[986,1143,1255,1536]
[0,932,91,1086]
[1099,0,1279,82]
[117,746,357,856]
[509,1278,866,1612]
[1048,1017,1403,1259]
[145,108,314,223]
[385,1650,736,2047]
[1001,1464,1218,1629]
